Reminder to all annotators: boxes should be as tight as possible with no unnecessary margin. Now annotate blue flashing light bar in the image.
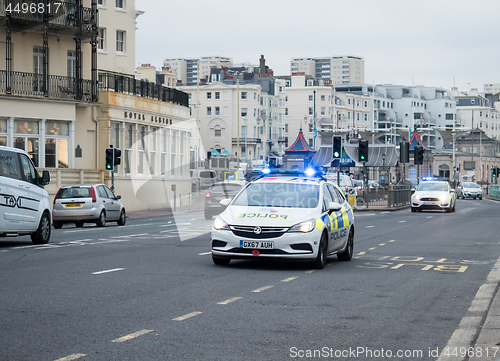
[259,168,324,178]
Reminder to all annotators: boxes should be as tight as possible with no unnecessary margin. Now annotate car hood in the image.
[463,187,482,192]
[413,191,451,198]
[218,206,318,227]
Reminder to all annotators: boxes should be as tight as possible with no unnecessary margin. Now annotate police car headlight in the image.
[288,219,315,233]
[439,194,448,202]
[213,216,230,231]
[412,194,420,200]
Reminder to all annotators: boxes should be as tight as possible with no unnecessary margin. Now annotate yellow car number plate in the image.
[65,203,81,208]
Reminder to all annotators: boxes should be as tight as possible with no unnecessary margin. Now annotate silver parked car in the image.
[456,182,483,200]
[52,184,126,228]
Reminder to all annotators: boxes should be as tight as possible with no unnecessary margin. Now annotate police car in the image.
[411,180,456,213]
[211,169,355,269]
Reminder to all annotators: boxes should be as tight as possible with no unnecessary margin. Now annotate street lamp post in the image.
[244,116,248,163]
[236,75,240,171]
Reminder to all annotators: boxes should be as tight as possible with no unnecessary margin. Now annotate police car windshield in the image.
[417,183,448,192]
[232,182,319,208]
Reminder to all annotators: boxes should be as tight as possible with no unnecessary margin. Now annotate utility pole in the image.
[236,74,240,171]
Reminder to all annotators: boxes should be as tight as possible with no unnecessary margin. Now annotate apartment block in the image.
[290,56,364,85]
[163,56,232,86]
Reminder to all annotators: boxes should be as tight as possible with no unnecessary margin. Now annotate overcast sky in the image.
[135,0,499,93]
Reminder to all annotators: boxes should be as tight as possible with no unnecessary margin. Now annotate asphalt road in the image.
[1,198,499,361]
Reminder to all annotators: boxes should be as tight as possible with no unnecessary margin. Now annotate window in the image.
[241,108,247,117]
[116,0,124,9]
[207,107,211,116]
[14,120,40,166]
[214,125,222,137]
[215,92,220,99]
[241,92,247,100]
[364,114,368,121]
[0,119,6,146]
[179,133,184,176]
[161,129,167,175]
[137,126,145,174]
[98,28,106,51]
[285,108,288,116]
[321,95,325,101]
[309,107,313,115]
[0,149,22,180]
[124,124,133,174]
[321,107,325,116]
[45,121,70,169]
[116,30,125,53]
[215,107,220,116]
[98,0,105,5]
[309,123,313,133]
[171,131,177,176]
[309,95,313,101]
[150,127,157,174]
[285,124,288,132]
[207,92,211,99]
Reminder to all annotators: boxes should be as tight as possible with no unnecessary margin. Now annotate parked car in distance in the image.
[324,173,354,196]
[205,181,245,220]
[456,182,483,200]
[52,184,126,228]
[0,146,52,244]
[191,169,217,191]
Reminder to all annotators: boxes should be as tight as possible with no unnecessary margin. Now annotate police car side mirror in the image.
[219,199,231,207]
[328,201,342,212]
[40,171,50,186]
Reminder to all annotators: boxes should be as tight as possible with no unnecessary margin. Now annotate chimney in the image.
[260,55,266,74]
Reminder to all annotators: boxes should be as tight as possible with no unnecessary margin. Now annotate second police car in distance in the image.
[411,180,456,213]
[211,169,355,269]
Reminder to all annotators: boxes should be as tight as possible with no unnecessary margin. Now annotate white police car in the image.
[211,169,355,269]
[411,180,456,213]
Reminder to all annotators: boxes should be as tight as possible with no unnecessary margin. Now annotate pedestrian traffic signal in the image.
[114,149,121,166]
[333,136,342,159]
[400,142,409,163]
[414,146,424,165]
[105,148,114,170]
[358,140,369,162]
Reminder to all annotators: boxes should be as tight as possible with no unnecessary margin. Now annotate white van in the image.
[324,173,356,196]
[0,146,51,244]
[191,169,217,190]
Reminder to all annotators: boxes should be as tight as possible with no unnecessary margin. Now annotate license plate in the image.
[422,202,426,205]
[65,203,81,208]
[240,241,274,249]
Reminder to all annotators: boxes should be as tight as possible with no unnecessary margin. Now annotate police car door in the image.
[18,154,44,228]
[0,149,26,231]
[327,183,349,250]
[321,184,336,254]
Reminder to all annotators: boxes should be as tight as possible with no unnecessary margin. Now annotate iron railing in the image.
[98,70,189,108]
[0,0,97,34]
[0,70,94,102]
[355,185,411,208]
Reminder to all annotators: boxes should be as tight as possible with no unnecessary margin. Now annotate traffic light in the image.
[114,149,122,166]
[414,146,424,165]
[358,140,368,162]
[207,151,211,160]
[332,136,342,159]
[400,142,409,163]
[493,167,498,178]
[105,148,114,170]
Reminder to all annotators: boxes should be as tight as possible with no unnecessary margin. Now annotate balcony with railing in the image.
[231,138,262,144]
[0,70,94,102]
[0,0,97,37]
[98,70,189,108]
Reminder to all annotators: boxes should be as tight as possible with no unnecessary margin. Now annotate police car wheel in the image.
[313,233,327,269]
[53,221,62,229]
[96,211,106,227]
[31,212,51,245]
[117,209,126,226]
[338,228,354,262]
[212,255,230,266]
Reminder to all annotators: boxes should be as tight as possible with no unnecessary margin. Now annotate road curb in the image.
[436,256,500,361]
